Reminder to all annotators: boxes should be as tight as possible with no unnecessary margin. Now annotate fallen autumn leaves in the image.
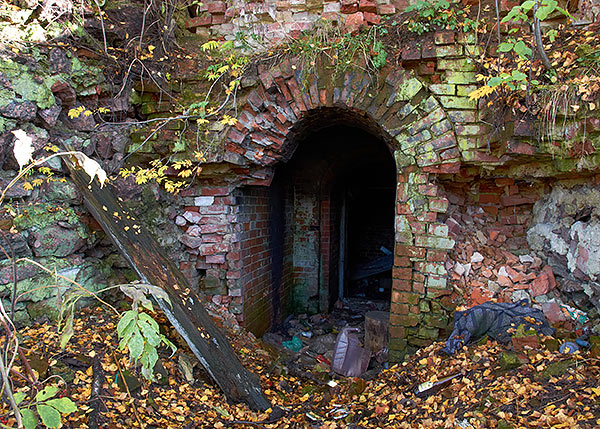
[3,304,599,428]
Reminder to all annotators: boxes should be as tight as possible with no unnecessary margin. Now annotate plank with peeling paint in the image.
[64,156,270,411]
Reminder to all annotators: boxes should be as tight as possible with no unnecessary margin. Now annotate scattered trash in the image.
[329,407,350,420]
[332,327,371,377]
[282,336,303,352]
[560,304,589,324]
[414,373,460,398]
[300,331,313,338]
[560,342,580,354]
[442,300,554,354]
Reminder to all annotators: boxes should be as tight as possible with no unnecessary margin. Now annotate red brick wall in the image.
[236,186,273,335]
[440,175,547,252]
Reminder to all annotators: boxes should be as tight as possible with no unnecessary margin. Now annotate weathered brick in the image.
[437,58,476,71]
[207,1,226,14]
[439,95,476,110]
[444,71,477,85]
[429,198,449,213]
[377,4,396,14]
[388,325,407,342]
[415,235,455,249]
[186,14,211,28]
[429,84,456,95]
[392,278,412,291]
[434,31,455,45]
[392,314,420,327]
[436,45,463,57]
[396,245,426,258]
[426,275,448,289]
[456,84,479,96]
[358,0,377,13]
[428,223,448,236]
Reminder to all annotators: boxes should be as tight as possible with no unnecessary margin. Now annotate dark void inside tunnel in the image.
[269,123,396,320]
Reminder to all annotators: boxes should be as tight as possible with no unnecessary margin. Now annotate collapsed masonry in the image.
[2,0,600,362]
[135,27,600,360]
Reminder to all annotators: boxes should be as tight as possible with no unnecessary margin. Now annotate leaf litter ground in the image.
[3,304,600,428]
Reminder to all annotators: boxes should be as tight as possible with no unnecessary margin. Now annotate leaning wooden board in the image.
[64,154,270,411]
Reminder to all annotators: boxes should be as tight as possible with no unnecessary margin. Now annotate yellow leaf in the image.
[201,40,220,51]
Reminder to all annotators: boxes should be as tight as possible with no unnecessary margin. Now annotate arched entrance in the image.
[273,122,396,316]
[227,61,462,358]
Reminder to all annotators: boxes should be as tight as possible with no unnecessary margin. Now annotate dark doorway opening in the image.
[271,122,396,317]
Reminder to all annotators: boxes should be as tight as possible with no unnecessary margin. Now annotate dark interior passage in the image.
[269,123,396,318]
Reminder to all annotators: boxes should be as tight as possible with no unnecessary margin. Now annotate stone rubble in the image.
[444,201,598,330]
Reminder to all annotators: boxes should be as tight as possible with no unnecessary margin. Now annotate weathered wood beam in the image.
[64,156,270,411]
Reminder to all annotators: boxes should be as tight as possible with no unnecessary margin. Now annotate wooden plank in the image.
[64,156,270,411]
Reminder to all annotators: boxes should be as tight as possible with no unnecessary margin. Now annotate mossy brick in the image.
[392,291,421,305]
[429,223,448,236]
[457,136,480,150]
[430,84,456,95]
[393,314,420,327]
[444,71,478,85]
[463,45,483,56]
[430,198,449,212]
[435,45,463,57]
[408,336,435,347]
[394,150,415,169]
[456,85,479,97]
[447,110,478,123]
[437,58,476,71]
[416,151,441,167]
[439,95,477,109]
[420,95,440,113]
[434,31,455,45]
[456,124,488,136]
[430,119,453,136]
[417,326,440,340]
[398,129,432,152]
[415,235,455,249]
[426,275,448,289]
[462,150,502,163]
[388,338,408,352]
[418,300,430,312]
[423,313,450,329]
[415,262,447,275]
[408,172,428,184]
[407,108,446,135]
[394,78,423,102]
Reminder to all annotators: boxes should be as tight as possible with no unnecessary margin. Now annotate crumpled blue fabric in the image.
[441,299,555,354]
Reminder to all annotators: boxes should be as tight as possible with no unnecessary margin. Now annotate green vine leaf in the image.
[36,404,61,428]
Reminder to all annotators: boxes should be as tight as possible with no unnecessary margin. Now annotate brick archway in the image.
[227,59,461,360]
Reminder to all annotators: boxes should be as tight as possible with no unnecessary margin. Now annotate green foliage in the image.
[117,283,176,380]
[470,0,570,100]
[405,0,477,35]
[15,384,77,429]
[285,21,388,87]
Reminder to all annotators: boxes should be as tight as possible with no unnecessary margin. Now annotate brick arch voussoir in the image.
[376,74,462,176]
[225,57,461,174]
